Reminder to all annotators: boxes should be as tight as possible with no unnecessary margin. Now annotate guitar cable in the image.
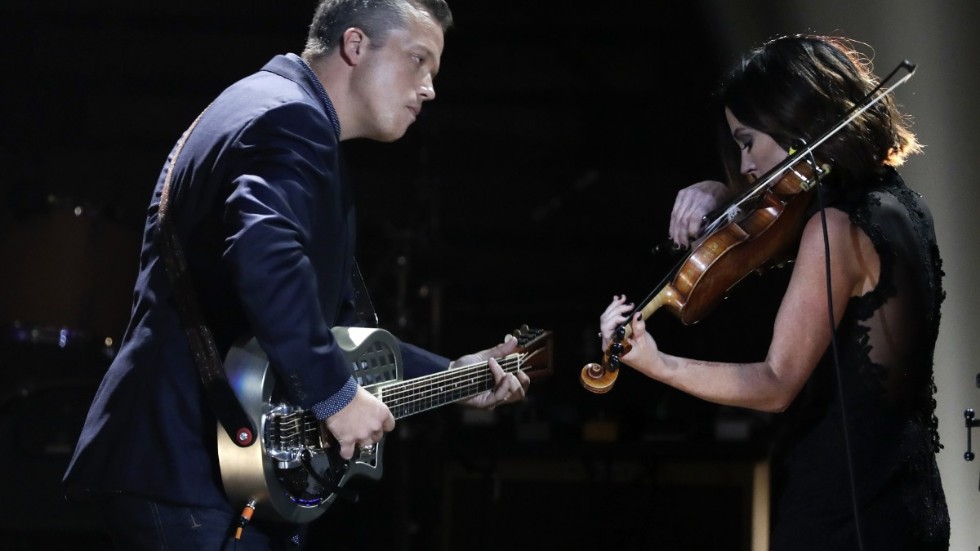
[234,499,257,541]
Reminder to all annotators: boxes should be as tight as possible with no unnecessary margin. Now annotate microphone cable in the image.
[811,157,865,551]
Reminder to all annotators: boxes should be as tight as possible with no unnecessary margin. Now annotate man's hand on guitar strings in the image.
[453,334,530,410]
[461,356,529,410]
[322,386,394,460]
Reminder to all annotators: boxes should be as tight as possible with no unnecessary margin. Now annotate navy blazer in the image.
[64,54,449,509]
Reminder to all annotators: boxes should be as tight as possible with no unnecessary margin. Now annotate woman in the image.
[600,35,949,550]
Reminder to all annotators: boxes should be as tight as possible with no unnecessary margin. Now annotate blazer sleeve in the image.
[220,101,353,410]
[399,341,451,379]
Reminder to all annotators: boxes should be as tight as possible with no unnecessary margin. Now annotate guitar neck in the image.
[378,353,530,419]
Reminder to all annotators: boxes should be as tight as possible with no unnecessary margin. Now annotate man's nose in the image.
[419,75,435,101]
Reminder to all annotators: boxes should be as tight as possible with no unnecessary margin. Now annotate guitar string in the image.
[381,355,525,401]
[379,343,539,401]
[380,355,530,412]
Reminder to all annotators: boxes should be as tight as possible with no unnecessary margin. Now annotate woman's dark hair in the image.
[716,34,921,191]
[303,0,453,59]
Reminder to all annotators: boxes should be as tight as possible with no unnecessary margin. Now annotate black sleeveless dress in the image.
[768,168,950,550]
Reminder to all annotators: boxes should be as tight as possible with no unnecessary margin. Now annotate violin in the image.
[580,155,829,394]
[580,60,917,395]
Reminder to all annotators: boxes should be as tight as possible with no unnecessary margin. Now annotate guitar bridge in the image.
[264,405,322,468]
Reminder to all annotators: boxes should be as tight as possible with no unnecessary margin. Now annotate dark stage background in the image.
[0,2,794,550]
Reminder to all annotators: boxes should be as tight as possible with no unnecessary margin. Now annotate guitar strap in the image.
[157,105,256,447]
[351,260,379,328]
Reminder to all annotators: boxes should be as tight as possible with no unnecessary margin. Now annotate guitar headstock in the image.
[511,325,553,379]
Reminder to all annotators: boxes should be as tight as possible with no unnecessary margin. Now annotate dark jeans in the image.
[93,493,307,551]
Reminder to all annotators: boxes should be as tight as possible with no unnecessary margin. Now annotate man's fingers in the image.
[338,439,355,460]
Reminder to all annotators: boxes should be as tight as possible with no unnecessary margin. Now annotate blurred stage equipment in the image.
[0,193,140,343]
[963,374,980,491]
[0,192,140,533]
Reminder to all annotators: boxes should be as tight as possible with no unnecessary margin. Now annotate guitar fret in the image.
[385,377,493,418]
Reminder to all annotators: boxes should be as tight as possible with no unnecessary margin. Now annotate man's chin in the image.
[374,127,409,143]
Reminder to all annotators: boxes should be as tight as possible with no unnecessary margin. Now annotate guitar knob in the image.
[236,428,254,447]
[359,443,378,455]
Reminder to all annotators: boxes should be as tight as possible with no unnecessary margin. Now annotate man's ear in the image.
[339,27,367,66]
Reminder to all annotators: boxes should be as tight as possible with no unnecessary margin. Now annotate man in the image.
[64,1,530,548]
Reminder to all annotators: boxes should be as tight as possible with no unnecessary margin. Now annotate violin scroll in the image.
[580,362,618,394]
[580,326,632,394]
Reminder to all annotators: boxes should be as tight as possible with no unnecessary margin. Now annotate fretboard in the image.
[379,353,527,419]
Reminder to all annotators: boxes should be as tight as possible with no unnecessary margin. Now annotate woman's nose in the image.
[740,154,755,176]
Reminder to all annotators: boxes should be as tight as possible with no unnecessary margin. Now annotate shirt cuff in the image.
[311,376,358,420]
